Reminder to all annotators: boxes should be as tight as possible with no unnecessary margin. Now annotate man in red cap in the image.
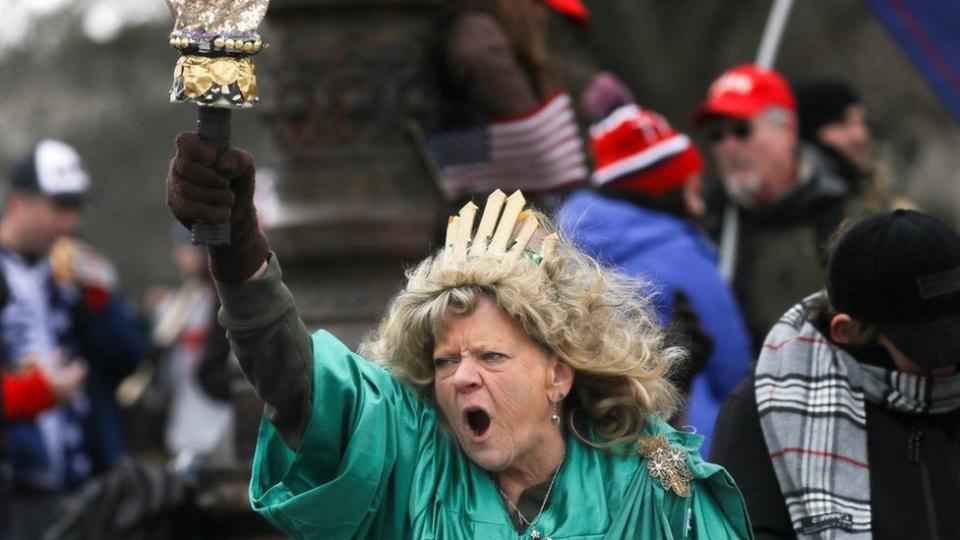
[694,64,855,349]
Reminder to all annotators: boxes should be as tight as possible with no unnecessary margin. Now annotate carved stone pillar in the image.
[262,0,444,346]
[205,4,443,537]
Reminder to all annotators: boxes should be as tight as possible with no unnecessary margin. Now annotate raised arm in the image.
[165,133,313,449]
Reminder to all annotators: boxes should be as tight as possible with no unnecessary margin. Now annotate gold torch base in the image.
[171,55,259,109]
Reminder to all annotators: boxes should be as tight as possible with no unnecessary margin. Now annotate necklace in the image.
[497,454,564,540]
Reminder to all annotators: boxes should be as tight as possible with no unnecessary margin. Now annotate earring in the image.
[551,394,564,425]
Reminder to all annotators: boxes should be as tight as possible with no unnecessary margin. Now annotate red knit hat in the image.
[590,105,704,196]
[693,64,796,125]
[543,0,589,22]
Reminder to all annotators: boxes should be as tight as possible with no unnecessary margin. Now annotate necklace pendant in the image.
[530,530,541,539]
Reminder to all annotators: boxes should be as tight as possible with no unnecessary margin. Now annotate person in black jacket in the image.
[793,79,917,217]
[710,209,960,539]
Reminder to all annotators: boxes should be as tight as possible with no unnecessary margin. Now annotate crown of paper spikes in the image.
[441,190,558,267]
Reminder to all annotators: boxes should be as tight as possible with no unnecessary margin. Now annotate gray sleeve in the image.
[214,253,313,450]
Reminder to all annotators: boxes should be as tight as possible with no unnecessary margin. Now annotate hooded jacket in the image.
[558,190,753,456]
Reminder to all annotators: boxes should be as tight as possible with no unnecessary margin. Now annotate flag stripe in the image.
[426,93,587,198]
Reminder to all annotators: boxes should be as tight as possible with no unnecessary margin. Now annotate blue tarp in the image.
[865,0,960,122]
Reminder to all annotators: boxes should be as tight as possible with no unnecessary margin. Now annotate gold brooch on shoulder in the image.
[638,434,693,498]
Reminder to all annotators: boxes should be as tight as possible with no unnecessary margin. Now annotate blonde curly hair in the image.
[359,209,681,447]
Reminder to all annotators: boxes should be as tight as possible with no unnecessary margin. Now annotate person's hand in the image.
[69,241,118,292]
[41,356,89,405]
[166,133,268,282]
[50,238,118,310]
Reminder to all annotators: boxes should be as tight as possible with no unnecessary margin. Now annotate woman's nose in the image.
[451,358,482,392]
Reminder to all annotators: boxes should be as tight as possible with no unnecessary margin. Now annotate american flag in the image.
[425,93,589,199]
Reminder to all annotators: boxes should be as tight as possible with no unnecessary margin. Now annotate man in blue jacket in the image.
[0,139,147,539]
[559,73,752,456]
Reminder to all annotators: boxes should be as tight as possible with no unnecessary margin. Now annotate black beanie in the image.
[794,80,861,143]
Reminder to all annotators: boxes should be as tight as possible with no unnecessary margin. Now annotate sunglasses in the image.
[706,121,752,144]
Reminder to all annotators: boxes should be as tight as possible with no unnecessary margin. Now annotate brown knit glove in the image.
[166,132,268,282]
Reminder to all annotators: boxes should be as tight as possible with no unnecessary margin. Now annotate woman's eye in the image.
[480,352,505,362]
[433,357,455,369]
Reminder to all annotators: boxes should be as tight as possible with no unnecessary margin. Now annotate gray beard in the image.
[722,174,764,209]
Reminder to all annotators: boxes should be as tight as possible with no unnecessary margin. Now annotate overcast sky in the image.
[0,0,167,51]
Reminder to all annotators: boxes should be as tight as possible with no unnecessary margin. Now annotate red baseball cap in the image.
[543,0,589,23]
[693,64,796,125]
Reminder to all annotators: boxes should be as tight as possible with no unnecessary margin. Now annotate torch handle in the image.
[192,107,233,246]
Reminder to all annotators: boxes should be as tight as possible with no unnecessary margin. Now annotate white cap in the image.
[33,139,90,197]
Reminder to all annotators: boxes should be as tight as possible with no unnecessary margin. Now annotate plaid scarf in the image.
[756,294,960,538]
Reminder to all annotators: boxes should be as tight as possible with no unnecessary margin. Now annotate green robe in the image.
[249,330,752,539]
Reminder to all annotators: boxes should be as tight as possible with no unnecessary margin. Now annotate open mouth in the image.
[464,408,491,438]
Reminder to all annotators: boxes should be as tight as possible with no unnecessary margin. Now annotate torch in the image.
[166,0,270,246]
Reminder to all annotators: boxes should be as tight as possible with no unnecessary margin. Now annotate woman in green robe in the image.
[165,133,752,539]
